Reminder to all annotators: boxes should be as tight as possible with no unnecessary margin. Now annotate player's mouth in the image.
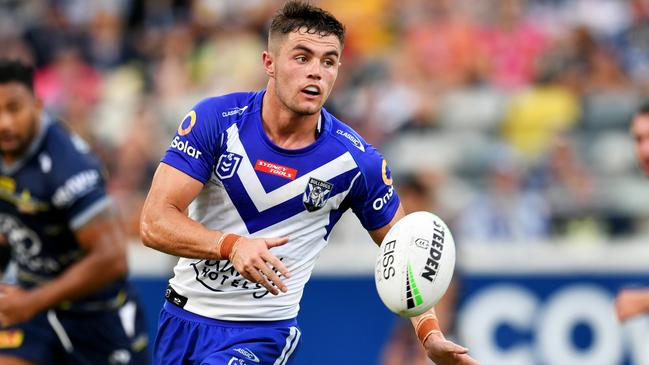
[0,133,18,145]
[301,85,321,98]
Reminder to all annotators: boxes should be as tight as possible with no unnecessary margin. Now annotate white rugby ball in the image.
[375,211,456,317]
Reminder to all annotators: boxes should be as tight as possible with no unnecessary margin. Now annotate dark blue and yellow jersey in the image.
[0,115,126,311]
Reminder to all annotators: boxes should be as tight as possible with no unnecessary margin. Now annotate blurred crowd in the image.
[2,0,649,244]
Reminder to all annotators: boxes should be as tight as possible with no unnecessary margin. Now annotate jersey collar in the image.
[255,90,331,155]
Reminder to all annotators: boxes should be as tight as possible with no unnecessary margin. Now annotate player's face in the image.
[631,113,649,177]
[268,29,341,115]
[0,82,40,159]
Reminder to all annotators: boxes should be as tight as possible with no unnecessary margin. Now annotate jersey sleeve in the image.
[347,146,400,231]
[160,98,221,184]
[50,135,111,230]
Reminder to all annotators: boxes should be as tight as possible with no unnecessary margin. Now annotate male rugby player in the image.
[141,2,478,364]
[616,103,649,321]
[0,60,149,365]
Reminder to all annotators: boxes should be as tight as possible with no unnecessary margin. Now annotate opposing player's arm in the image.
[616,288,649,321]
[27,207,127,311]
[0,205,129,327]
[140,163,290,294]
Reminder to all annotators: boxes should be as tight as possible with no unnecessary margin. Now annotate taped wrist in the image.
[416,314,441,345]
[215,233,242,260]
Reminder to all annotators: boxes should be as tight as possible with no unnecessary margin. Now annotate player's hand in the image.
[615,288,649,321]
[423,331,480,365]
[0,284,39,327]
[229,236,290,295]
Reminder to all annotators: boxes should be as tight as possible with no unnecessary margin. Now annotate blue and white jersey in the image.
[162,90,400,321]
[0,115,126,309]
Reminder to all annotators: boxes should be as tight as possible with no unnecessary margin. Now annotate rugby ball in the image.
[375,211,456,317]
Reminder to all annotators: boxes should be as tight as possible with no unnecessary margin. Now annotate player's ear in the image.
[262,51,275,78]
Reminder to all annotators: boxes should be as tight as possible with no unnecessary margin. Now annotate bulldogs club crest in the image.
[303,177,333,212]
[215,152,242,179]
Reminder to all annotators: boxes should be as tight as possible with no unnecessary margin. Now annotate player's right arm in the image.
[140,163,220,259]
[140,97,290,295]
[140,163,289,295]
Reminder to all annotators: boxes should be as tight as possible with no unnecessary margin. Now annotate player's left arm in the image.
[0,206,126,327]
[369,206,479,365]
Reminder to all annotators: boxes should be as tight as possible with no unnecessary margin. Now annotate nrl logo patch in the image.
[303,177,333,212]
[215,152,243,179]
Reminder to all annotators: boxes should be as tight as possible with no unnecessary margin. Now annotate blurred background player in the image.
[0,60,149,365]
[140,2,478,364]
[615,103,649,322]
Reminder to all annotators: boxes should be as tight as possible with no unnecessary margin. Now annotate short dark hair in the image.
[269,1,345,47]
[0,59,34,92]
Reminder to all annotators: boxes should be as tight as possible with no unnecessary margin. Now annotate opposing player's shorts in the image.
[154,301,301,365]
[0,298,150,365]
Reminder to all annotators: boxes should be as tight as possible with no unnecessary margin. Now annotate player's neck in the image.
[261,91,320,150]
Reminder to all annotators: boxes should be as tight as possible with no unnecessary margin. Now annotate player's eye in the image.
[323,59,335,67]
[295,56,307,63]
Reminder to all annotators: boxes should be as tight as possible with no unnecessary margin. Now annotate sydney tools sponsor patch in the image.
[255,160,297,180]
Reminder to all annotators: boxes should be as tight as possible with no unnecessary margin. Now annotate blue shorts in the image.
[154,302,301,365]
[0,299,150,365]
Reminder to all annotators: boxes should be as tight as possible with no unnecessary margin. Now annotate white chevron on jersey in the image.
[223,123,357,211]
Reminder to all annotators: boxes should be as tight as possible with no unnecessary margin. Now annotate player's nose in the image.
[306,60,322,80]
[0,111,12,131]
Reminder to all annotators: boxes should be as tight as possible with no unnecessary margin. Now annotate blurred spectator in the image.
[531,134,603,240]
[192,28,266,95]
[399,0,481,89]
[501,53,581,160]
[34,45,102,139]
[320,0,393,56]
[615,0,649,89]
[457,145,551,242]
[86,9,134,71]
[23,4,85,67]
[477,0,549,89]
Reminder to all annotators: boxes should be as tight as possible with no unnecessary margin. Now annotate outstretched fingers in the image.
[231,236,291,295]
[263,243,290,279]
[246,265,279,295]
[257,257,287,294]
